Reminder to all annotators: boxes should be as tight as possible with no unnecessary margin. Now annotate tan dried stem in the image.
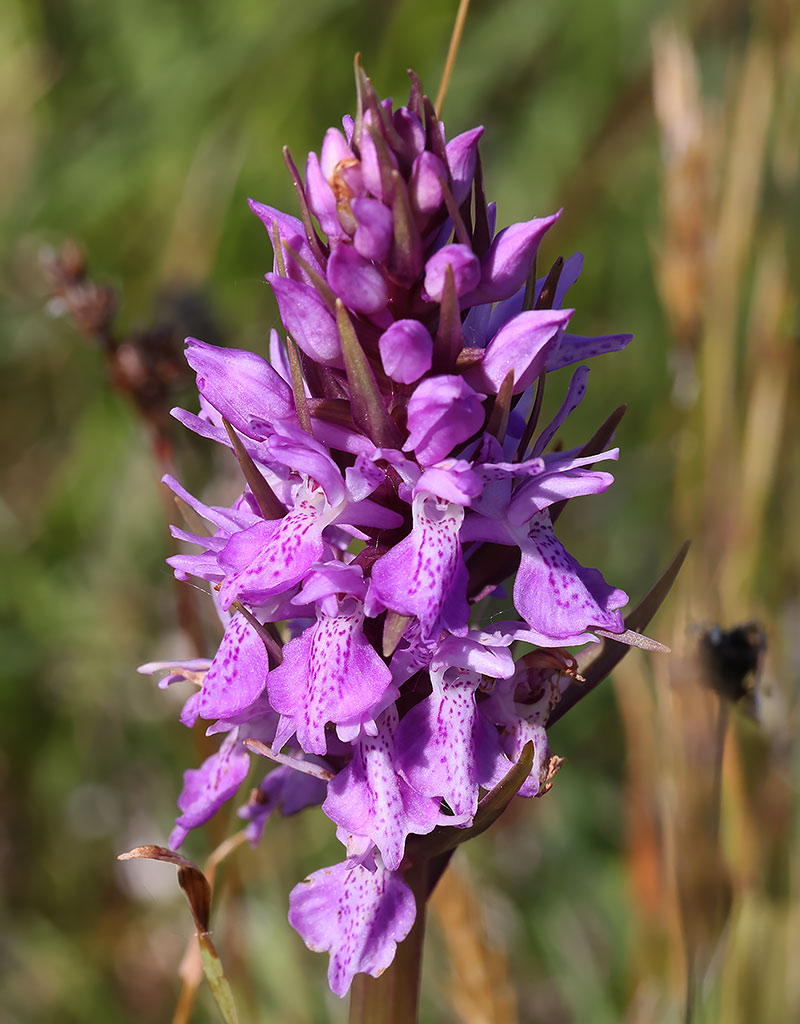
[430,855,518,1024]
[435,0,471,116]
[638,16,799,1023]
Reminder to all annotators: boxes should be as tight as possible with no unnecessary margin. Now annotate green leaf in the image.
[198,935,241,1024]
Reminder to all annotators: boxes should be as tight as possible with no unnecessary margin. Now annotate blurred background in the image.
[1,0,798,1021]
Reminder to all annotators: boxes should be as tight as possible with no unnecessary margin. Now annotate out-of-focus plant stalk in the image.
[430,856,518,1024]
[631,14,800,1024]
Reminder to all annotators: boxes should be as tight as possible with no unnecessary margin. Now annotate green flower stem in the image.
[348,859,430,1024]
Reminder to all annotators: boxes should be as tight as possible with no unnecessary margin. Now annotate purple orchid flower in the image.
[145,66,653,999]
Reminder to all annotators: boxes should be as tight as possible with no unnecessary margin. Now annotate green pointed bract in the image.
[406,69,424,123]
[487,370,514,441]
[352,53,365,153]
[535,256,565,311]
[389,170,423,285]
[282,145,327,266]
[433,264,462,371]
[422,94,449,170]
[336,300,402,447]
[198,937,240,1024]
[221,417,285,520]
[470,150,491,257]
[286,337,312,434]
[439,177,472,248]
[271,221,287,278]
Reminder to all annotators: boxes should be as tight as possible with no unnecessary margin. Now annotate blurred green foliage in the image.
[1,0,798,1022]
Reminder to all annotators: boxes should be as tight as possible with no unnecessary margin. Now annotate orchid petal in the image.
[267,599,396,755]
[324,707,440,870]
[197,612,270,720]
[513,516,627,645]
[169,730,250,848]
[289,858,416,997]
[368,493,469,641]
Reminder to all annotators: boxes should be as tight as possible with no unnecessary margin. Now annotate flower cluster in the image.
[143,68,635,996]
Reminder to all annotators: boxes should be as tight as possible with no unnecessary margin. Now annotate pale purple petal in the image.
[396,665,499,821]
[170,730,250,848]
[466,308,573,395]
[248,200,322,284]
[431,631,516,680]
[403,375,484,466]
[446,126,484,205]
[408,151,447,215]
[238,765,327,846]
[306,150,344,240]
[351,198,393,262]
[344,455,385,502]
[166,463,288,521]
[217,492,326,609]
[267,599,396,755]
[179,691,202,728]
[311,418,378,457]
[368,494,469,641]
[320,126,354,179]
[267,423,346,505]
[327,243,388,314]
[481,664,565,797]
[268,328,292,384]
[507,447,619,525]
[423,244,481,302]
[547,332,633,371]
[294,561,367,612]
[169,407,272,466]
[508,466,616,523]
[468,211,561,304]
[324,707,440,870]
[267,274,342,366]
[498,717,552,797]
[184,338,296,436]
[513,516,627,645]
[335,498,404,531]
[378,320,433,384]
[532,365,590,456]
[289,858,416,997]
[197,613,270,720]
[359,110,398,201]
[138,658,211,689]
[415,460,483,504]
[393,106,425,157]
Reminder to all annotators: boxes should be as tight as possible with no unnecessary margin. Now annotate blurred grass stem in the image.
[434,0,471,116]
